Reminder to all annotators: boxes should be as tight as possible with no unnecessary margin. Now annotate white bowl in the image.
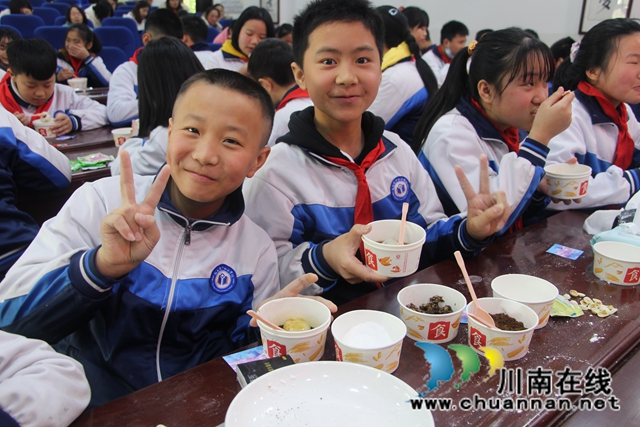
[331,309,406,373]
[361,219,426,277]
[397,283,466,342]
[592,241,640,285]
[33,118,55,138]
[256,297,331,363]
[544,163,591,200]
[225,361,434,427]
[467,297,538,361]
[67,77,87,89]
[111,127,133,147]
[491,274,558,329]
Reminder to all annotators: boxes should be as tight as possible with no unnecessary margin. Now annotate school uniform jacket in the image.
[243,107,490,296]
[191,41,217,70]
[419,97,549,231]
[422,45,449,86]
[57,54,112,88]
[0,107,71,277]
[368,59,428,145]
[109,126,168,176]
[268,90,313,147]
[547,93,640,209]
[208,49,245,72]
[0,175,280,406]
[106,60,138,126]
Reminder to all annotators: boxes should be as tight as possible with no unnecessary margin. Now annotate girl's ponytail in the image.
[404,30,438,99]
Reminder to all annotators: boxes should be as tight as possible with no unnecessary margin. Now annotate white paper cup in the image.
[331,309,406,373]
[397,283,466,342]
[361,220,426,278]
[491,274,558,329]
[544,163,591,200]
[256,297,331,363]
[111,127,133,147]
[467,297,538,361]
[67,77,88,89]
[592,241,640,285]
[33,118,55,138]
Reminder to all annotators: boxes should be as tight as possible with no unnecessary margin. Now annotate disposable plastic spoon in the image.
[246,310,285,331]
[453,251,497,329]
[397,202,409,245]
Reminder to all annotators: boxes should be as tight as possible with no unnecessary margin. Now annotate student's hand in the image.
[51,114,73,136]
[95,150,171,279]
[67,44,91,61]
[542,157,583,205]
[14,112,28,126]
[528,87,574,145]
[250,273,338,326]
[458,155,510,240]
[57,68,75,82]
[322,224,389,284]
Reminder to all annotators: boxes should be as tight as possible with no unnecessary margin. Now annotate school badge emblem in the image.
[210,264,237,293]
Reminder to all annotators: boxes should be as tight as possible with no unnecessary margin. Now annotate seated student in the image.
[65,5,89,26]
[181,15,216,69]
[213,20,232,44]
[550,36,575,67]
[412,28,574,232]
[209,6,274,72]
[124,1,151,32]
[423,20,468,86]
[161,0,189,14]
[243,0,510,305]
[202,5,222,30]
[247,38,313,147]
[368,6,437,145]
[85,0,113,28]
[0,330,90,427]
[0,106,71,281]
[214,2,225,19]
[0,68,335,407]
[401,6,430,54]
[57,24,111,88]
[0,29,19,81]
[110,37,204,175]
[275,23,293,46]
[548,18,640,209]
[0,0,32,18]
[0,39,107,135]
[106,9,183,126]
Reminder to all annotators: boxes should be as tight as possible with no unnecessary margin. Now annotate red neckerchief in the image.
[324,139,386,226]
[578,81,634,169]
[276,87,309,111]
[469,97,520,153]
[437,45,452,64]
[0,74,53,126]
[68,55,83,77]
[130,47,143,64]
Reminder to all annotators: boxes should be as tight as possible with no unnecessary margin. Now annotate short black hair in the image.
[231,7,275,55]
[65,5,88,25]
[181,15,208,43]
[292,0,383,69]
[177,69,276,145]
[440,20,468,44]
[550,36,575,62]
[247,38,295,87]
[275,23,292,39]
[93,0,113,22]
[145,8,184,39]
[9,0,31,14]
[0,28,20,44]
[7,38,56,80]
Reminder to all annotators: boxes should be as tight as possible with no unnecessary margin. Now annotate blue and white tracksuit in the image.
[106,60,138,126]
[547,91,640,209]
[208,50,245,72]
[57,54,112,88]
[109,125,168,176]
[422,45,449,86]
[0,176,280,407]
[418,96,549,231]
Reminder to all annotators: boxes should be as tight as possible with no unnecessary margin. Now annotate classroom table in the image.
[69,210,640,427]
[77,87,109,105]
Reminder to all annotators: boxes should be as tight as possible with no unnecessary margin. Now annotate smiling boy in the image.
[0,69,333,407]
[243,0,509,304]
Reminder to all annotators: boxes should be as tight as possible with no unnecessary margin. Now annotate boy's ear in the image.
[246,146,270,179]
[291,61,306,91]
[477,79,495,105]
[7,68,13,79]
[257,77,273,94]
[142,32,152,45]
[442,38,450,49]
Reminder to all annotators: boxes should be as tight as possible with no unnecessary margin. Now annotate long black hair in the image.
[411,27,554,154]
[553,18,640,92]
[137,37,204,137]
[377,6,437,97]
[65,5,88,25]
[66,23,102,55]
[231,6,274,55]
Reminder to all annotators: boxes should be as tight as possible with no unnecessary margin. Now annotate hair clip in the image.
[570,41,580,63]
[467,40,478,56]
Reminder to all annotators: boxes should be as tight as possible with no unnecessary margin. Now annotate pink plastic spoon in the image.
[397,202,409,245]
[246,310,285,331]
[453,251,497,329]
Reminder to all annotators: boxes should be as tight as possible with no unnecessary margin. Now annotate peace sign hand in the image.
[95,150,171,279]
[456,155,510,241]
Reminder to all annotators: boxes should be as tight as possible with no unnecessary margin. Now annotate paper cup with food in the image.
[111,128,133,147]
[32,113,55,138]
[467,297,538,361]
[491,274,558,329]
[592,241,640,285]
[544,163,591,200]
[256,297,331,363]
[361,219,426,278]
[331,309,406,373]
[67,77,88,89]
[397,283,466,342]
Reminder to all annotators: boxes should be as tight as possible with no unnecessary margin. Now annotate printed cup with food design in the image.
[256,297,331,363]
[397,283,466,342]
[592,241,640,286]
[361,219,426,278]
[544,163,592,200]
[491,274,558,329]
[467,298,538,362]
[111,128,133,147]
[331,309,406,373]
[67,77,88,89]
[32,113,55,138]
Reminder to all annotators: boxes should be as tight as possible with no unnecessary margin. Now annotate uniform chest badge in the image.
[210,264,237,293]
[390,176,410,202]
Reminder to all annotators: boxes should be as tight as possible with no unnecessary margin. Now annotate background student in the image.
[275,23,293,46]
[202,5,222,30]
[85,0,113,28]
[423,20,469,86]
[0,0,32,18]
[0,28,19,80]
[124,1,151,32]
[181,15,216,69]
[57,24,111,88]
[110,37,204,175]
[549,18,640,209]
[65,5,89,26]
[401,6,430,54]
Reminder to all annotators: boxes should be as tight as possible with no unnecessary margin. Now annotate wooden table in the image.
[77,87,109,105]
[70,211,640,427]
